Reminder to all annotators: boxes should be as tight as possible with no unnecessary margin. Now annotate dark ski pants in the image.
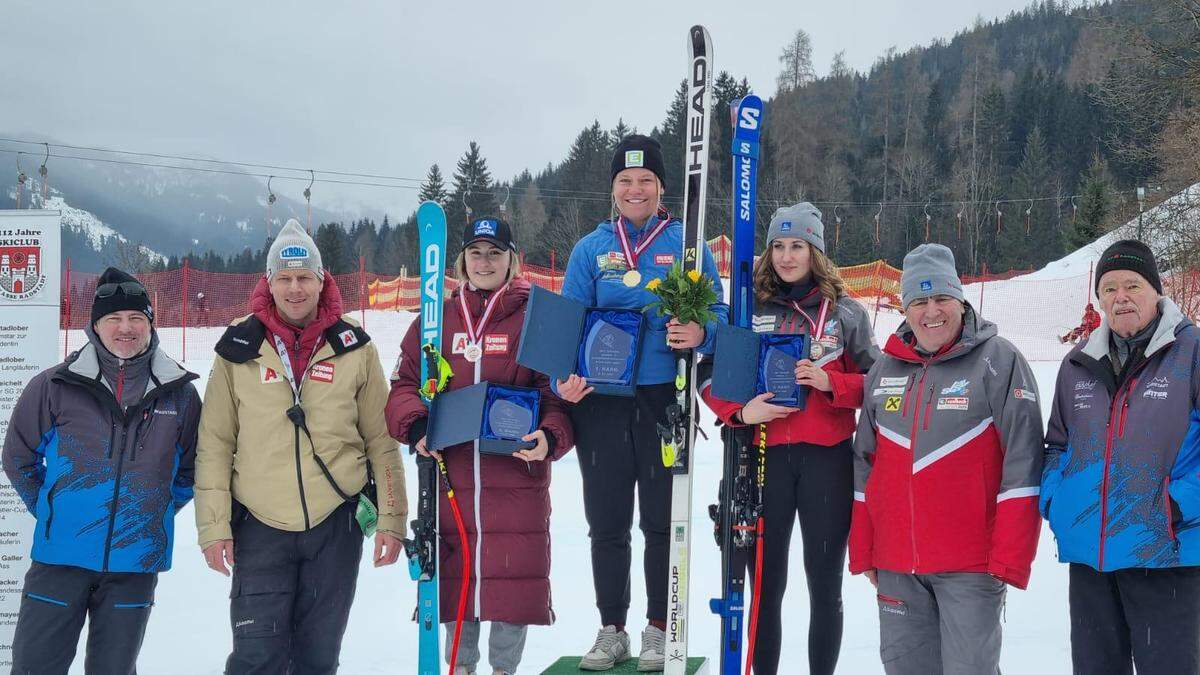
[572,383,675,627]
[875,571,1006,675]
[747,440,853,675]
[11,561,157,675]
[225,499,363,675]
[1068,563,1200,675]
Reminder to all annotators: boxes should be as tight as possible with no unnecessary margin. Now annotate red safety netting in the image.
[60,253,1199,365]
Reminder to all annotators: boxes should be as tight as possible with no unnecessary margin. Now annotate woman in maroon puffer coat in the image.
[386,216,574,675]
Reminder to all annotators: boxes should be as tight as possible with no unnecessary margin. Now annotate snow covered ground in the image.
[54,300,1077,674]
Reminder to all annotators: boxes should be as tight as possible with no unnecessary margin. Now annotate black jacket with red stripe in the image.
[849,305,1045,588]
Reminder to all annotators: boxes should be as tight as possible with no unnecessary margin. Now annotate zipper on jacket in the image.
[102,422,130,572]
[1164,477,1178,545]
[922,382,934,431]
[43,479,63,540]
[116,364,125,407]
[130,408,151,463]
[1117,378,1136,439]
[908,368,929,572]
[472,355,484,619]
[294,425,311,530]
[902,375,916,418]
[1098,365,1149,570]
[107,421,118,459]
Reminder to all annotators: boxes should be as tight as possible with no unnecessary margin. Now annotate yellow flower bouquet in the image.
[643,262,718,326]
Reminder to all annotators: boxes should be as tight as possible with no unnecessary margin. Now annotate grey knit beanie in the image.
[900,243,964,308]
[766,202,825,254]
[266,219,324,280]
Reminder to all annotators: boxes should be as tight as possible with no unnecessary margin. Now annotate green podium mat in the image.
[540,657,708,674]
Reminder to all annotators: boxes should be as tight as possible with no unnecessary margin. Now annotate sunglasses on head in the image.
[95,281,147,298]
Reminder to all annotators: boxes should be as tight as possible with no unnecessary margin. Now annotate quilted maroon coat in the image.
[386,278,573,625]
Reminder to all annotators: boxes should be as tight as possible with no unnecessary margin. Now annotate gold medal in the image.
[623,269,642,287]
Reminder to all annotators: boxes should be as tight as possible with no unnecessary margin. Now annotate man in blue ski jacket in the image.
[3,267,201,674]
[1041,239,1200,675]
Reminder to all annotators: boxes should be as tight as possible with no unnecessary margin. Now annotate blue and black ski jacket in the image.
[1041,298,1200,571]
[2,330,200,573]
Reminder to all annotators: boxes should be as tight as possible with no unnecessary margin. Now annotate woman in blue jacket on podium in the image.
[555,134,727,671]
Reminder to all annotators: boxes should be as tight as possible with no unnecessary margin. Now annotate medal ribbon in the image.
[614,210,671,270]
[457,281,510,348]
[790,297,831,339]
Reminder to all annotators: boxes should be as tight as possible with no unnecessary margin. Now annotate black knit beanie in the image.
[1094,239,1162,295]
[91,267,153,325]
[610,134,666,186]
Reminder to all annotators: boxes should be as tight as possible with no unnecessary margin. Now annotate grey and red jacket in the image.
[849,305,1044,588]
[1041,298,1200,571]
[700,288,880,447]
[386,278,574,626]
[2,330,200,573]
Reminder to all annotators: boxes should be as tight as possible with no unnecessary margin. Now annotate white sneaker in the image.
[579,625,631,670]
[637,625,665,672]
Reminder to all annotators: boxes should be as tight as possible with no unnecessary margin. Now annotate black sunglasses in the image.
[95,281,147,298]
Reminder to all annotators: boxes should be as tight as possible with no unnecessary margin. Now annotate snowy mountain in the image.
[2,136,351,270]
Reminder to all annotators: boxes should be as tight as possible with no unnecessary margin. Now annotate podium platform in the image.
[540,656,708,674]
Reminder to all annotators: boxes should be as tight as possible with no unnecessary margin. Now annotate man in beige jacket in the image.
[195,219,406,674]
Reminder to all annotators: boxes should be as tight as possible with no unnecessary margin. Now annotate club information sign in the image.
[0,210,60,665]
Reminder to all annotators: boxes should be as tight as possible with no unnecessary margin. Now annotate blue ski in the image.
[708,94,763,675]
[406,200,448,675]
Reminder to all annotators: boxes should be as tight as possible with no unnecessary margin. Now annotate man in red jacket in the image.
[850,244,1044,675]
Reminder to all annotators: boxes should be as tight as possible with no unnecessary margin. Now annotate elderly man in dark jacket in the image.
[1041,239,1200,675]
[2,267,201,675]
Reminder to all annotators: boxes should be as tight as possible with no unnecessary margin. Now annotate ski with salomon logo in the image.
[708,93,763,675]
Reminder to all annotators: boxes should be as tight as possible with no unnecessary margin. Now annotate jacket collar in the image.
[215,314,371,365]
[1080,297,1188,362]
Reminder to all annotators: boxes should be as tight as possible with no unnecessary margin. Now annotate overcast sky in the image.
[2,0,1038,219]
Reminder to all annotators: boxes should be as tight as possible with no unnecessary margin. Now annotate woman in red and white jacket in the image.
[700,202,879,675]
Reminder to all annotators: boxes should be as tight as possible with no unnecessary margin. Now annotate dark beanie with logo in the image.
[91,267,153,325]
[610,134,666,187]
[1094,239,1162,295]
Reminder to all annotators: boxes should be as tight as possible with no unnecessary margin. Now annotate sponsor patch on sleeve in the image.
[1013,388,1036,402]
[338,329,358,348]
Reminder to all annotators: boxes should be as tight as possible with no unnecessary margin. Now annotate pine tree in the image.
[1066,152,1112,251]
[1002,125,1058,269]
[652,79,688,201]
[923,77,951,177]
[446,142,499,252]
[314,222,353,274]
[610,119,633,148]
[418,164,448,206]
